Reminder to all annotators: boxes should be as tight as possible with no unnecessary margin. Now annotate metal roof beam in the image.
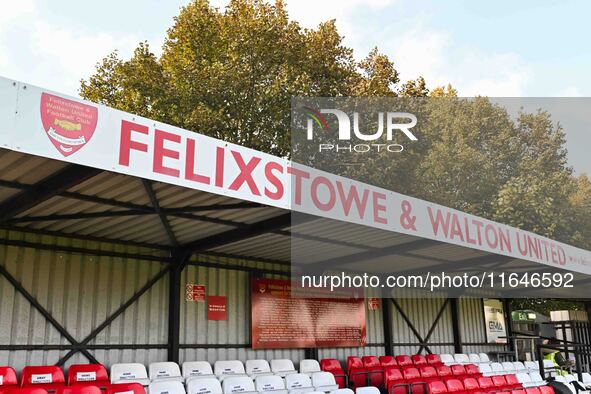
[306,238,440,272]
[0,224,172,251]
[0,180,265,213]
[143,179,178,247]
[0,165,102,221]
[180,212,315,253]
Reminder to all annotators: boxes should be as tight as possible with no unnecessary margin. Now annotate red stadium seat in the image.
[451,365,467,379]
[445,379,465,394]
[380,357,398,368]
[348,357,368,388]
[477,377,494,393]
[505,375,521,390]
[67,365,109,389]
[428,381,448,394]
[436,365,453,381]
[419,366,438,383]
[3,388,49,394]
[106,383,145,394]
[464,365,480,377]
[492,376,510,391]
[56,387,102,394]
[402,367,425,394]
[21,366,65,392]
[538,387,554,394]
[385,368,407,394]
[396,356,413,368]
[412,356,428,366]
[512,390,526,394]
[362,356,384,388]
[461,377,479,394]
[525,388,541,394]
[320,359,346,389]
[0,367,18,389]
[427,355,444,367]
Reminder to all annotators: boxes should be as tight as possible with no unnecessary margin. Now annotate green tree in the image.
[353,47,399,96]
[81,0,363,157]
[81,0,434,157]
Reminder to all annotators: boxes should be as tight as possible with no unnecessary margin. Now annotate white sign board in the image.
[484,298,507,344]
[1,76,591,274]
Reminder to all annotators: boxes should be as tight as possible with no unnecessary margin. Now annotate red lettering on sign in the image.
[264,161,284,200]
[229,151,261,195]
[153,129,180,177]
[119,120,148,166]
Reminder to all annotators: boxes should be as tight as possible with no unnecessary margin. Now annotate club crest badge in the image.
[40,92,98,156]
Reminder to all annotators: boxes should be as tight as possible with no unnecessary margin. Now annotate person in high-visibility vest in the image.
[542,337,574,376]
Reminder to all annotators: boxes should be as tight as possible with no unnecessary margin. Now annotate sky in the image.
[0,0,589,173]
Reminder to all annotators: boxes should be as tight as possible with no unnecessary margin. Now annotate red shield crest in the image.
[40,93,98,157]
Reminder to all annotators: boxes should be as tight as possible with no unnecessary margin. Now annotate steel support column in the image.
[168,251,191,363]
[503,298,514,352]
[450,298,462,353]
[382,293,393,356]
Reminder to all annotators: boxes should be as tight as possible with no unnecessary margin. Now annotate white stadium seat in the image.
[524,361,540,373]
[311,372,338,392]
[440,354,455,365]
[222,376,257,394]
[183,362,215,383]
[478,353,491,364]
[329,390,354,394]
[246,360,273,378]
[255,375,288,394]
[454,354,470,365]
[468,354,481,364]
[285,373,314,394]
[271,360,298,377]
[150,380,186,394]
[502,362,516,373]
[187,377,223,394]
[300,360,321,376]
[513,362,527,373]
[582,372,591,386]
[215,361,247,381]
[110,363,151,386]
[490,363,504,376]
[528,372,546,387]
[150,362,184,383]
[479,364,493,376]
[356,388,380,394]
[516,373,533,387]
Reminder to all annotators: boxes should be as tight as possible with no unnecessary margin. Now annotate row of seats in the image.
[384,366,522,394]
[429,382,555,394]
[0,385,136,394]
[0,383,390,394]
[434,354,491,366]
[330,356,485,389]
[183,371,340,394]
[427,377,531,394]
[479,362,542,377]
